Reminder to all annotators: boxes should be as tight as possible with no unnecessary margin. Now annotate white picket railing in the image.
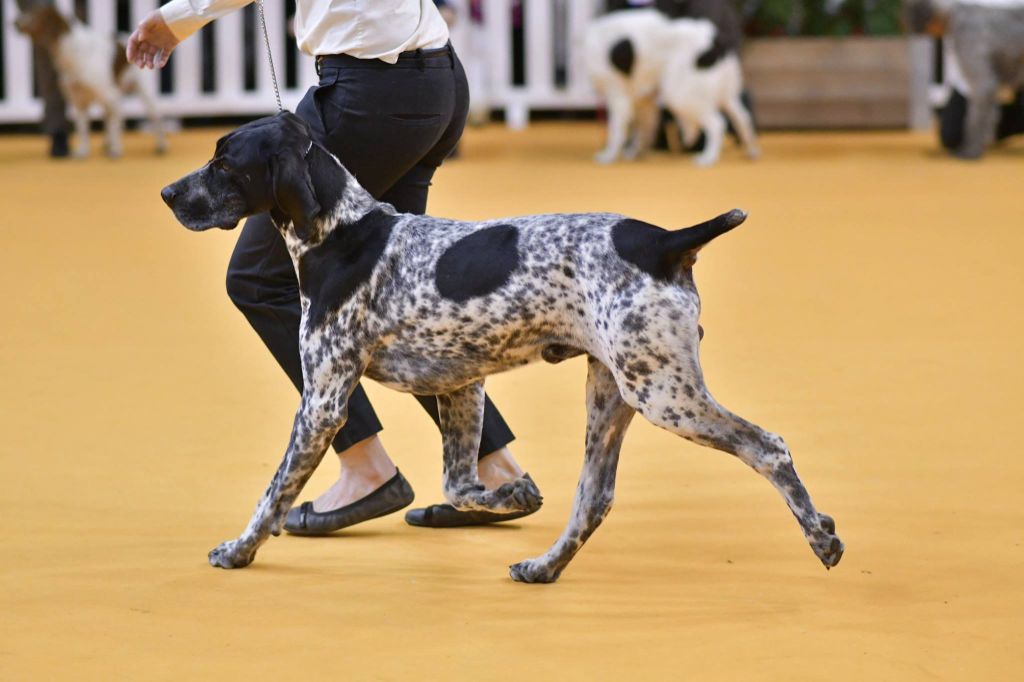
[0,0,603,127]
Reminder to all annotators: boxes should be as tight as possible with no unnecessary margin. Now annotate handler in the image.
[127,0,538,533]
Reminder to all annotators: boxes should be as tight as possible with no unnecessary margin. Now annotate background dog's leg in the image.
[723,94,760,160]
[440,381,542,515]
[137,85,168,154]
[510,357,634,584]
[960,88,998,159]
[103,102,123,158]
[595,93,634,164]
[72,107,90,159]
[693,111,725,167]
[956,46,999,159]
[207,379,357,569]
[623,94,658,161]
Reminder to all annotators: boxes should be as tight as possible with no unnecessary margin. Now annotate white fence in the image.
[0,0,602,127]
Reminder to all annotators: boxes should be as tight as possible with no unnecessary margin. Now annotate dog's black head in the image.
[161,112,323,240]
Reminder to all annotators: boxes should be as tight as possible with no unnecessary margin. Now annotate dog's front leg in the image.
[510,357,634,583]
[439,381,542,514]
[207,381,356,569]
[103,101,124,158]
[72,107,91,159]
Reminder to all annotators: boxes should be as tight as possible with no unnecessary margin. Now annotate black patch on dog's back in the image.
[609,38,635,76]
[298,209,397,330]
[696,35,729,69]
[436,224,520,303]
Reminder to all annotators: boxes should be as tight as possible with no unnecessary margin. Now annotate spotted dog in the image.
[583,9,758,166]
[15,5,167,158]
[161,113,842,583]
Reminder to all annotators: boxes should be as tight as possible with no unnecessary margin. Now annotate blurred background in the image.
[0,0,943,134]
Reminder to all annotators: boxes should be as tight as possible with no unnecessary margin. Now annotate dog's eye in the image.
[212,159,231,172]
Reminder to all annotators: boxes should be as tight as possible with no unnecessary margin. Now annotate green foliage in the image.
[743,0,904,36]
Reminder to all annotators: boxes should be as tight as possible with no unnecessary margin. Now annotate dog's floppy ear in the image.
[270,143,321,242]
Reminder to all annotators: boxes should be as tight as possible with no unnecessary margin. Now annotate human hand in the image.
[127,10,179,69]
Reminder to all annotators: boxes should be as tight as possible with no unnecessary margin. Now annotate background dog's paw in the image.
[593,150,618,165]
[208,539,255,569]
[509,558,561,584]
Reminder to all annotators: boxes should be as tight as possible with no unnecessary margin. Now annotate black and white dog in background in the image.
[909,0,1024,158]
[584,9,759,166]
[161,113,841,583]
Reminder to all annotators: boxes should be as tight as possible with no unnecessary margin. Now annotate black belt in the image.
[316,43,454,75]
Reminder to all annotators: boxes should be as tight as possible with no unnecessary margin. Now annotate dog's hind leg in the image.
[72,107,91,159]
[440,381,542,514]
[623,369,843,569]
[624,94,658,160]
[595,92,634,164]
[136,83,168,154]
[103,101,124,158]
[723,94,760,160]
[207,378,358,569]
[510,357,635,583]
[692,110,725,167]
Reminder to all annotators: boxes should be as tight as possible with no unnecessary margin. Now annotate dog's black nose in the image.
[160,185,177,206]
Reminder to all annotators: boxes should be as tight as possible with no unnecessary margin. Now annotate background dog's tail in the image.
[665,209,747,257]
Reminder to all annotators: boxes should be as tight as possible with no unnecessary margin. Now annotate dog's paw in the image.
[809,514,844,570]
[745,146,762,161]
[208,539,256,569]
[693,154,718,168]
[487,477,543,514]
[509,558,561,584]
[594,150,618,165]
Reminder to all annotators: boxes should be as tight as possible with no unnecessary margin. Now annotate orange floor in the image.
[1,123,1022,680]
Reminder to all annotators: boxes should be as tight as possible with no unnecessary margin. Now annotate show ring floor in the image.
[1,124,1021,680]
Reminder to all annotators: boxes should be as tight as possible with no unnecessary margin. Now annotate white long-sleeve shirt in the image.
[160,0,449,64]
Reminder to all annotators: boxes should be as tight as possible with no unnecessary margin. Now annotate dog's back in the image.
[583,10,675,100]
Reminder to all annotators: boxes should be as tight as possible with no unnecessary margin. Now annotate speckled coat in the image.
[162,113,843,583]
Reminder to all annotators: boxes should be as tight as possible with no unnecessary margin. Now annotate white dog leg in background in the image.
[595,93,634,164]
[73,108,91,158]
[723,94,760,160]
[104,103,124,158]
[138,86,168,154]
[623,94,658,160]
[694,110,725,167]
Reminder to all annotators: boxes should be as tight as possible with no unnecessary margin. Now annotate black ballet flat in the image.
[404,474,540,528]
[284,469,415,536]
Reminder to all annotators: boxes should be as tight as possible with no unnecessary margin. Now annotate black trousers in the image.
[225,45,515,455]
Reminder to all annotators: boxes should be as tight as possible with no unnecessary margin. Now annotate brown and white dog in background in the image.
[15,6,167,158]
